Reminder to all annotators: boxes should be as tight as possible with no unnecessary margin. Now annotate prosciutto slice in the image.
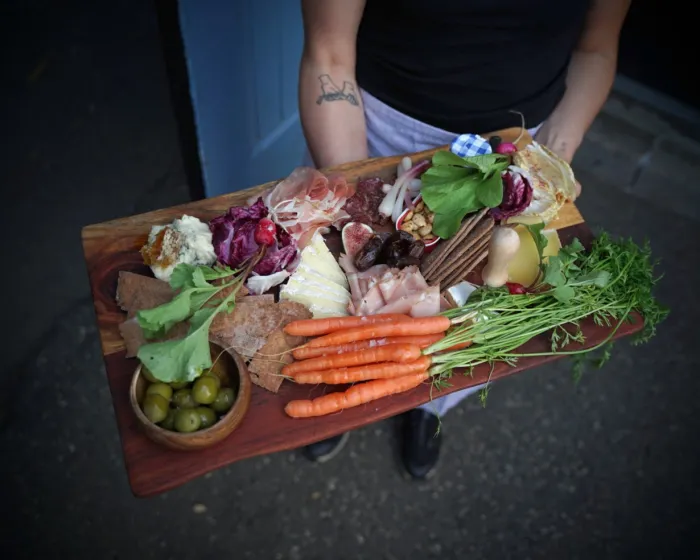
[263,167,355,249]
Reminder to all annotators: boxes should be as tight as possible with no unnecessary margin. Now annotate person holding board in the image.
[298,0,631,478]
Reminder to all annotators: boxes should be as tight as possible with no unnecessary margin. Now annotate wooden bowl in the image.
[129,341,251,451]
[396,194,440,253]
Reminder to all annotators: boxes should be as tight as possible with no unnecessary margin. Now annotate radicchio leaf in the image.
[490,170,533,221]
[209,198,298,275]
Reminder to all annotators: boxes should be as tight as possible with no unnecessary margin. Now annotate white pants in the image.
[304,89,542,416]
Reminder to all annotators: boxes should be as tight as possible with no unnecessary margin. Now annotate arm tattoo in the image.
[315,74,359,106]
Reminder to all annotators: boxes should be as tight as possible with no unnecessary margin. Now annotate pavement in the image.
[3,2,700,559]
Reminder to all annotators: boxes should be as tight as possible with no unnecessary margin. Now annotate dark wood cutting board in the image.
[82,132,642,497]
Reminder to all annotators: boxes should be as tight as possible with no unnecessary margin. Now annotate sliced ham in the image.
[346,273,363,303]
[346,262,440,318]
[408,286,441,317]
[378,272,400,302]
[399,266,429,292]
[381,266,428,302]
[356,284,387,316]
[372,286,440,317]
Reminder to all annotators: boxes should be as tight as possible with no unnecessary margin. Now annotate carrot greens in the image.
[424,231,669,396]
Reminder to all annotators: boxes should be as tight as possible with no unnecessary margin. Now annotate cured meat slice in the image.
[264,167,356,249]
[343,177,388,226]
[344,263,440,318]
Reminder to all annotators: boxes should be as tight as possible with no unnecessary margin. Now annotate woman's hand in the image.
[533,119,581,164]
[534,120,583,198]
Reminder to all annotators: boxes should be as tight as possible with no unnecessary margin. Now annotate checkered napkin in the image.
[450,133,492,157]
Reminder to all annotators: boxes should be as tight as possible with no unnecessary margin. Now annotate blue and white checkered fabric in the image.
[450,134,492,158]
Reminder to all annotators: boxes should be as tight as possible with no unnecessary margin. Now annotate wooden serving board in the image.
[82,132,638,498]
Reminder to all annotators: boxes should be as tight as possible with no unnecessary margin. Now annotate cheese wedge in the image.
[281,231,350,317]
[298,233,348,288]
[279,289,348,317]
[285,274,350,303]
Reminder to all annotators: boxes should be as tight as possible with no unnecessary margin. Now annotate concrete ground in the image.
[3,2,699,559]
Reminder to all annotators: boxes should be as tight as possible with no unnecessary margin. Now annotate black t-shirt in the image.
[356,0,591,133]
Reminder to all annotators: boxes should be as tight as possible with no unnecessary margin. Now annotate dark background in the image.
[2,1,699,559]
[618,1,698,108]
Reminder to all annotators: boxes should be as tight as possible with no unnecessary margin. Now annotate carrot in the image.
[293,356,432,385]
[284,314,412,337]
[282,343,422,376]
[305,316,452,349]
[285,371,429,418]
[291,333,444,360]
[444,340,473,352]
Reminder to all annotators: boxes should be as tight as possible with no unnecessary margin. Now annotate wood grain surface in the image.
[81,129,611,498]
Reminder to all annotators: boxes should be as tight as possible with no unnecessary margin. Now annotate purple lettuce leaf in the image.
[209,198,298,275]
[490,170,533,221]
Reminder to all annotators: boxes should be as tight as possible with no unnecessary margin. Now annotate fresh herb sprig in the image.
[425,229,669,398]
[136,263,245,383]
[421,151,510,239]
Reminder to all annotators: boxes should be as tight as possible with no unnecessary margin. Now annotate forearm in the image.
[550,50,617,145]
[299,56,368,169]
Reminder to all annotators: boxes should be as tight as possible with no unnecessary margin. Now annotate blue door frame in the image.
[175,0,306,198]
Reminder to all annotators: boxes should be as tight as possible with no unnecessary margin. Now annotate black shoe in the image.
[302,432,349,463]
[401,409,441,479]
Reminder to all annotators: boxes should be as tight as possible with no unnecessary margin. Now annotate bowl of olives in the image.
[129,341,251,451]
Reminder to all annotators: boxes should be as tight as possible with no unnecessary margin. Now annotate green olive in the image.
[172,388,197,409]
[194,407,217,429]
[159,408,177,431]
[141,366,158,383]
[174,408,201,433]
[204,372,222,390]
[207,367,227,386]
[212,387,235,413]
[146,382,173,401]
[170,381,189,390]
[192,375,219,405]
[142,394,169,424]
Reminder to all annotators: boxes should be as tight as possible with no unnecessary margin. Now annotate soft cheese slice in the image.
[290,264,350,297]
[281,231,350,317]
[285,276,350,304]
[307,304,349,318]
[279,288,348,317]
[298,233,348,288]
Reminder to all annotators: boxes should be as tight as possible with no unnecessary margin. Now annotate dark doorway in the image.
[618,1,698,108]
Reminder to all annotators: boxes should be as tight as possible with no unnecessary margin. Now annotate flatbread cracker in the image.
[116,271,173,317]
[248,331,299,393]
[118,317,188,358]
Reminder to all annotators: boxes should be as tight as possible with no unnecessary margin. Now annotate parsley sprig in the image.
[425,227,669,400]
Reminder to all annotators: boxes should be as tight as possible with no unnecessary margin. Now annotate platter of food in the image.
[82,128,666,497]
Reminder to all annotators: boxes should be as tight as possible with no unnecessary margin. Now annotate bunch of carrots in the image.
[281,314,468,418]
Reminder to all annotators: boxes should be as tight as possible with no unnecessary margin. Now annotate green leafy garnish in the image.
[137,264,238,338]
[421,151,509,239]
[136,263,245,383]
[524,222,548,281]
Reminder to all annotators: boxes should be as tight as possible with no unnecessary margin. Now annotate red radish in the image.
[496,142,518,155]
[506,282,527,295]
[342,222,375,259]
[254,218,276,246]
